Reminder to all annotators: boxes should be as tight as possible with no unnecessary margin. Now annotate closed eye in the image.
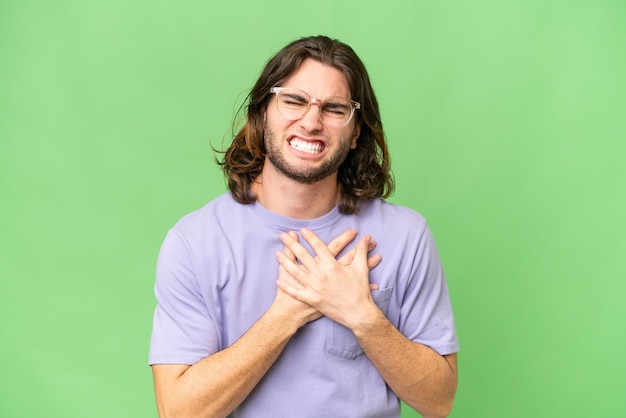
[281,93,308,107]
[322,101,350,116]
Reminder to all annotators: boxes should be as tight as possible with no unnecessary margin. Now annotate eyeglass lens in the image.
[275,88,355,127]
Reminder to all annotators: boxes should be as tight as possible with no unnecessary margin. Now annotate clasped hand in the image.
[275,228,381,330]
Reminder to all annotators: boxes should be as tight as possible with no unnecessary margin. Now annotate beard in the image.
[264,122,353,185]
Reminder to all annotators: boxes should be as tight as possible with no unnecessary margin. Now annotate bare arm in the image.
[276,228,458,417]
[153,292,315,418]
[352,308,458,417]
[152,229,381,418]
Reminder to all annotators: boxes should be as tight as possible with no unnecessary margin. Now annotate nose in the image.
[298,100,324,132]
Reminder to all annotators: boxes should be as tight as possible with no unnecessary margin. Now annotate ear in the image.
[350,122,361,149]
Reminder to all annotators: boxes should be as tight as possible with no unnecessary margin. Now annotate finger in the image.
[299,228,335,260]
[352,235,373,271]
[369,283,379,291]
[280,231,317,266]
[338,238,378,266]
[338,250,381,268]
[275,250,307,285]
[276,276,308,303]
[367,253,382,270]
[326,228,358,257]
[282,231,298,262]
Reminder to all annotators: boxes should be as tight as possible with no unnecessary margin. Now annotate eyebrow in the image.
[323,100,350,108]
[283,91,308,101]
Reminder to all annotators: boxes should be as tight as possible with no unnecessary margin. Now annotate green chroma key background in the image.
[1,1,625,416]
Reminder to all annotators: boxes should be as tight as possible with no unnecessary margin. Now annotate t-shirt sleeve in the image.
[149,229,220,365]
[398,222,459,356]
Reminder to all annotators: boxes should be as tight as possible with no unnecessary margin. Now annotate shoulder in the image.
[157,193,251,269]
[359,198,428,233]
[170,193,245,235]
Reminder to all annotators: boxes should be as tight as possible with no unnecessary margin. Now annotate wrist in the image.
[267,299,319,335]
[347,301,387,338]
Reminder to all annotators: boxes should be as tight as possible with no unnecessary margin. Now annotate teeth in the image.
[290,138,323,154]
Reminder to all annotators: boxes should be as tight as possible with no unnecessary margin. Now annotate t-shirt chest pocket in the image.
[325,287,393,359]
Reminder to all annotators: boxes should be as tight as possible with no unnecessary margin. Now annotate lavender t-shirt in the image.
[149,193,459,417]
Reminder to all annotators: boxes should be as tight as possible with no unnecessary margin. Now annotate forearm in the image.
[353,308,458,418]
[153,306,299,418]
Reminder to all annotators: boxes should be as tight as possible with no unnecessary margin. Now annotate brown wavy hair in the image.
[218,35,394,214]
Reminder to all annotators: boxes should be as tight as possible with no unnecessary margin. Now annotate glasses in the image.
[269,87,361,127]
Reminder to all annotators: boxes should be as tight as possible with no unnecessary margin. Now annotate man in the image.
[149,35,459,418]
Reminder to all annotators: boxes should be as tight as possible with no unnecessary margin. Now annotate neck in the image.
[250,163,341,220]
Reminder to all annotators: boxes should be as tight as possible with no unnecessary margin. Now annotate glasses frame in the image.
[269,86,361,128]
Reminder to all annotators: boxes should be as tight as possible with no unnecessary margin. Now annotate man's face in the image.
[263,58,360,185]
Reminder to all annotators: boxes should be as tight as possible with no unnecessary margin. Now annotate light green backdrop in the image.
[1,1,625,417]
